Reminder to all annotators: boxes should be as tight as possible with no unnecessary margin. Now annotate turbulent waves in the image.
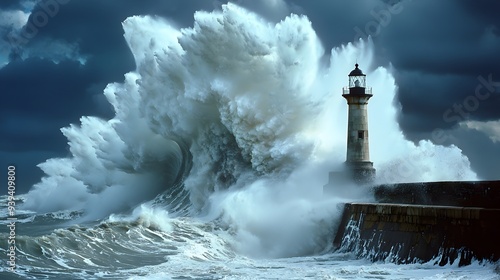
[2,206,498,279]
[1,203,234,279]
[3,3,489,279]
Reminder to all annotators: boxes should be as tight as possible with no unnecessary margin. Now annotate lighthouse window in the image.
[358,130,364,139]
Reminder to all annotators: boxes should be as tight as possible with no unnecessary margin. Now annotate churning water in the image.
[2,4,496,279]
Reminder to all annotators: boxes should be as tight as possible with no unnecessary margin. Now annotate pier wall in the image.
[373,180,500,208]
[333,181,500,265]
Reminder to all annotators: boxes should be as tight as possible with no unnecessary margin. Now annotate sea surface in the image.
[1,195,499,280]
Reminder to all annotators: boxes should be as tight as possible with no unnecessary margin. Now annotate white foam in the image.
[108,203,173,232]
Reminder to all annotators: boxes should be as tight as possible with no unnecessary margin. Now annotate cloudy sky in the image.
[2,0,499,193]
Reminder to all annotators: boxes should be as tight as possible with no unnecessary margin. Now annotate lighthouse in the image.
[342,63,375,183]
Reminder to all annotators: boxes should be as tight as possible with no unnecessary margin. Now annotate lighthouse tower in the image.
[342,63,375,182]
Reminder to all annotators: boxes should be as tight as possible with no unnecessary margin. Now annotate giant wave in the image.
[19,3,477,260]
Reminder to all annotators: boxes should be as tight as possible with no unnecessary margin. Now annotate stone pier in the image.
[333,181,500,265]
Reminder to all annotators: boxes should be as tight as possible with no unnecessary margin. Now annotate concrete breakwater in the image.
[333,181,500,266]
[373,180,500,208]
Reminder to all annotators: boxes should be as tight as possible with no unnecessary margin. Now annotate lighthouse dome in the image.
[349,63,365,76]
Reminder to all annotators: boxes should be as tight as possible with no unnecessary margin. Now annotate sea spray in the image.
[20,3,477,258]
[108,203,173,232]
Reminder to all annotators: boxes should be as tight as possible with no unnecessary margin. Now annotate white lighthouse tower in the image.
[342,63,375,182]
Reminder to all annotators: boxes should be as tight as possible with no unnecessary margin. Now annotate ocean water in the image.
[1,195,498,279]
[2,4,496,279]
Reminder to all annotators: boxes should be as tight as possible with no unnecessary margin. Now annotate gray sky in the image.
[1,0,499,193]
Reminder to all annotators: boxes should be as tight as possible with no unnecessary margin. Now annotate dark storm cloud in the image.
[394,71,500,132]
[279,0,385,48]
[0,0,24,9]
[3,0,500,192]
[0,58,108,192]
[371,0,500,179]
[1,58,103,118]
[373,0,500,136]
